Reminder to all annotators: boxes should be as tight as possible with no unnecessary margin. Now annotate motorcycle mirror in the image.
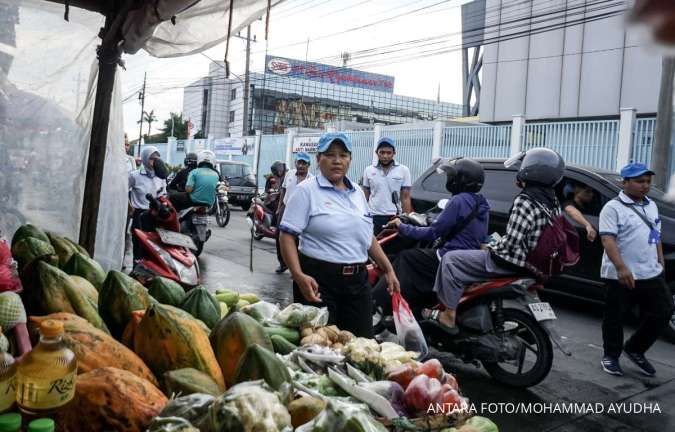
[504,151,526,168]
[437,199,449,210]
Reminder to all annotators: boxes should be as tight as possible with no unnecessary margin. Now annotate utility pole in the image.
[137,72,147,158]
[242,25,253,136]
[653,57,675,190]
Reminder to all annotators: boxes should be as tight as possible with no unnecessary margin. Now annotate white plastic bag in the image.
[392,293,428,358]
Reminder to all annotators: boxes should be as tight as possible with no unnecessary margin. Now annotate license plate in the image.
[192,215,209,225]
[156,228,197,250]
[528,302,557,321]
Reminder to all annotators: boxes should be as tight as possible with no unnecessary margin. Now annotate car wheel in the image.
[241,201,251,211]
[663,282,675,344]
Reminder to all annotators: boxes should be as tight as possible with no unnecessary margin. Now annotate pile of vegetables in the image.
[5,224,502,432]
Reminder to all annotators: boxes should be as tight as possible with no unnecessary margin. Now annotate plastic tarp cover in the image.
[0,0,127,270]
[127,0,282,58]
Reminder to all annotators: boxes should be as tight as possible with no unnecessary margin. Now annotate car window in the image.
[421,171,447,194]
[556,177,602,216]
[481,170,520,202]
[219,163,251,178]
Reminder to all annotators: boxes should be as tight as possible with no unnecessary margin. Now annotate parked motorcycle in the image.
[179,205,211,257]
[370,203,569,388]
[211,181,231,228]
[131,194,200,288]
[247,185,280,241]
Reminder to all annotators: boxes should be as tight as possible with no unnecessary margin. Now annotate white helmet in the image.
[197,150,216,168]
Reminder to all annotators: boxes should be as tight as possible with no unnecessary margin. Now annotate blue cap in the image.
[620,162,655,179]
[317,132,353,153]
[376,137,396,151]
[295,152,311,163]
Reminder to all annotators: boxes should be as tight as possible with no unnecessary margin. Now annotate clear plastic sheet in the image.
[0,0,126,270]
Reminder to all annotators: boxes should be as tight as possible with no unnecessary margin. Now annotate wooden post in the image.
[78,16,120,255]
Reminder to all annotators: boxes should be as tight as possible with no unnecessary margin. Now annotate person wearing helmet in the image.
[275,152,314,274]
[169,150,220,211]
[168,152,198,192]
[279,132,400,337]
[425,148,565,335]
[266,160,288,193]
[362,137,413,235]
[372,158,490,318]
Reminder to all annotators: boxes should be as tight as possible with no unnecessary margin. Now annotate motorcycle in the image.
[178,204,211,257]
[211,181,231,228]
[131,194,200,288]
[247,184,280,241]
[370,203,570,388]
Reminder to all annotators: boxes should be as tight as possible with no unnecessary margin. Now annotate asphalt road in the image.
[200,210,674,432]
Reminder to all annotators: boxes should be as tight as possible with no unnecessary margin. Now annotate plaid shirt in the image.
[488,194,561,270]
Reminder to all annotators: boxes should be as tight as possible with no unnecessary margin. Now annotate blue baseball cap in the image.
[376,137,396,151]
[620,162,655,179]
[317,132,353,153]
[295,152,311,164]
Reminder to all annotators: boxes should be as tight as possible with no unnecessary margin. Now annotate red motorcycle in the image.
[131,194,200,288]
[369,209,569,388]
[247,179,280,241]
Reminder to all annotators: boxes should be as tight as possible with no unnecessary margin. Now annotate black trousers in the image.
[602,275,674,358]
[373,248,440,319]
[275,209,285,267]
[293,254,373,338]
[169,191,196,211]
[373,215,395,236]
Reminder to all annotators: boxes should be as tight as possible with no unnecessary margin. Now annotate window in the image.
[231,88,237,100]
[229,110,235,123]
[421,171,447,194]
[219,163,252,178]
[481,170,520,202]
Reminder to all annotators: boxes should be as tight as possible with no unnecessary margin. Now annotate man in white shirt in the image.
[599,163,674,377]
[362,137,413,235]
[124,134,137,173]
[275,152,314,273]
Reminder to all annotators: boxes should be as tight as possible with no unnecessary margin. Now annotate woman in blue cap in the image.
[279,133,400,337]
[275,152,314,273]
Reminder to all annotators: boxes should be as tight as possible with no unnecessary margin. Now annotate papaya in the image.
[54,367,167,432]
[34,262,109,333]
[121,309,145,350]
[214,289,239,306]
[63,236,90,257]
[263,325,301,345]
[134,303,225,391]
[219,302,229,319]
[180,286,220,329]
[99,270,154,338]
[11,237,57,271]
[233,344,292,390]
[70,275,99,308]
[239,293,260,304]
[11,223,49,247]
[270,334,298,355]
[46,232,79,268]
[63,252,106,291]
[163,368,222,397]
[148,277,186,307]
[235,299,250,309]
[30,313,158,386]
[209,312,273,387]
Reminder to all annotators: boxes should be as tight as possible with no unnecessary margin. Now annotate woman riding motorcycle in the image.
[373,157,490,318]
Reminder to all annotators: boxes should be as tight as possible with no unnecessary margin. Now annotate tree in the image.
[143,110,157,136]
[158,112,188,139]
[193,129,206,139]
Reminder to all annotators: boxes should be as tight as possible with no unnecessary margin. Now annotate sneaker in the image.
[623,350,656,377]
[601,356,623,376]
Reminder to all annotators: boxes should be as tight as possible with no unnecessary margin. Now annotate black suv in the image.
[218,161,257,211]
[412,159,675,341]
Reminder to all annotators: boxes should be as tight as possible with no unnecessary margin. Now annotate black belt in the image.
[300,254,367,276]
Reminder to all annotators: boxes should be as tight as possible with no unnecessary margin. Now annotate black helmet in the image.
[184,152,198,168]
[436,157,484,194]
[506,148,565,187]
[271,160,287,177]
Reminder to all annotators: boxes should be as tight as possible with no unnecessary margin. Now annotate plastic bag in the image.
[392,293,428,358]
[242,301,281,324]
[276,303,328,328]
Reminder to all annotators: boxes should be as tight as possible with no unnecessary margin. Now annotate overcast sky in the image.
[121,0,468,138]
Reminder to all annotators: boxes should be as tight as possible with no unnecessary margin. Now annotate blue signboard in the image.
[265,56,395,93]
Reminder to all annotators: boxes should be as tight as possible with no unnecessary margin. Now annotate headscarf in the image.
[140,146,159,175]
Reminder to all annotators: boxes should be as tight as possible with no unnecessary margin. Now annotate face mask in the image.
[154,159,169,180]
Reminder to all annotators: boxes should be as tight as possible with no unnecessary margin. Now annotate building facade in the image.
[182,57,463,137]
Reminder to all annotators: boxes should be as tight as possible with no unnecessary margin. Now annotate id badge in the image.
[648,228,660,245]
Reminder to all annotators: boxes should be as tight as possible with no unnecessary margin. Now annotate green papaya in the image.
[270,334,298,355]
[239,293,260,304]
[69,275,99,308]
[11,223,49,247]
[99,271,155,338]
[11,237,57,271]
[214,289,239,307]
[180,286,220,329]
[163,368,222,397]
[263,325,301,345]
[148,277,186,307]
[46,232,79,268]
[62,236,90,257]
[35,262,108,333]
[63,252,106,291]
[233,344,292,390]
